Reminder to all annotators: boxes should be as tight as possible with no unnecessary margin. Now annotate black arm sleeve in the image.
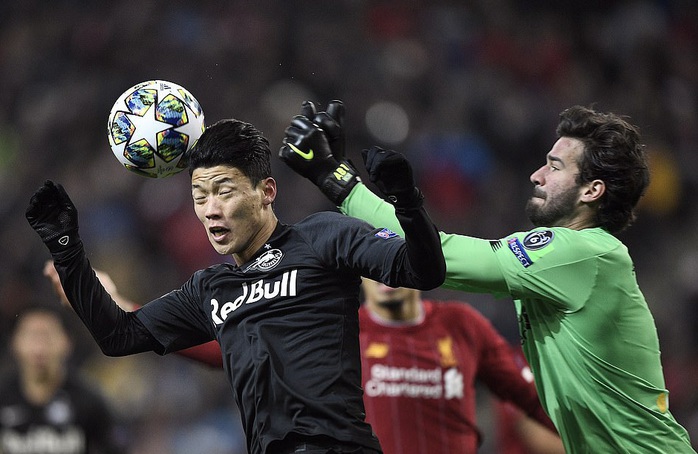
[394,205,446,290]
[53,246,163,356]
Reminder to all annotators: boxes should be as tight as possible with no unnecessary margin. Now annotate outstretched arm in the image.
[280,108,445,289]
[43,259,223,368]
[341,184,509,295]
[43,260,138,311]
[27,181,161,356]
[358,146,444,289]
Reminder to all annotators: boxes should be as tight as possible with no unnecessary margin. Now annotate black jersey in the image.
[0,373,122,454]
[54,210,445,454]
[138,211,434,453]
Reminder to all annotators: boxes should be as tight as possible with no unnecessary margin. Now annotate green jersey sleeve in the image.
[342,184,621,311]
[341,184,509,296]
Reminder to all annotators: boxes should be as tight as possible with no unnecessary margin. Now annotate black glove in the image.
[279,115,359,205]
[361,146,423,211]
[300,100,346,161]
[26,180,83,257]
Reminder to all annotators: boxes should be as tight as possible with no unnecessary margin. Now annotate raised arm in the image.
[26,181,161,356]
[279,111,445,289]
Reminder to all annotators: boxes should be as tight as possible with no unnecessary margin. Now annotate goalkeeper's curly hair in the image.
[556,105,650,235]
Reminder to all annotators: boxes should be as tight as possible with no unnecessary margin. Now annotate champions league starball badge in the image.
[523,230,554,250]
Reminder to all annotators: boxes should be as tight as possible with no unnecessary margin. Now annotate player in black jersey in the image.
[0,306,123,454]
[26,117,446,454]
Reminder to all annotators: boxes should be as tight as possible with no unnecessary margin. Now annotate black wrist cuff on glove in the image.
[319,161,361,206]
[386,187,424,213]
[44,230,83,261]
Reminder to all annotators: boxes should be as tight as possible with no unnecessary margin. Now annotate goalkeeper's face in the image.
[526,137,589,229]
[191,165,277,264]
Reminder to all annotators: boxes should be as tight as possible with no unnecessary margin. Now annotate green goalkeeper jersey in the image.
[342,183,695,453]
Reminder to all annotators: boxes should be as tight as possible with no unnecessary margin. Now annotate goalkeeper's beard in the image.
[525,184,579,228]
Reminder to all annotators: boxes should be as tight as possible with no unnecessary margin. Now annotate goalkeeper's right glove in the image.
[279,115,360,206]
[300,100,346,161]
[26,180,83,260]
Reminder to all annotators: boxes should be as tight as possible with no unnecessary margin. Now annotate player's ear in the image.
[261,177,277,205]
[580,179,605,203]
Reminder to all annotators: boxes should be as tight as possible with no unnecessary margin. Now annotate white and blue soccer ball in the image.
[107,80,205,178]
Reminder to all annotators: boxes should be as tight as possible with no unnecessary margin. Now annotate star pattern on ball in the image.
[173,105,204,143]
[126,105,173,150]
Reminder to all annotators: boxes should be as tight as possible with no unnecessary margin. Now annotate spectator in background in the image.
[0,305,125,454]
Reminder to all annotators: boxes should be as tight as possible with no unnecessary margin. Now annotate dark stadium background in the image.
[1,1,696,452]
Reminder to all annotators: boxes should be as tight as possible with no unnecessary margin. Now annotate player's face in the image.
[362,279,419,308]
[192,165,277,262]
[12,312,71,378]
[526,137,586,228]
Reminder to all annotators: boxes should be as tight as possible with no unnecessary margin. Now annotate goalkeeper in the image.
[279,101,695,453]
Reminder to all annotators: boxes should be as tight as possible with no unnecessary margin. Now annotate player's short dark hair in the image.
[556,105,650,234]
[185,118,272,186]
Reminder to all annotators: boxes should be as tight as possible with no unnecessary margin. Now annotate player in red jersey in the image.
[359,278,564,454]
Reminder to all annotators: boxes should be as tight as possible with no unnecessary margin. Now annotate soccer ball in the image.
[107,80,205,178]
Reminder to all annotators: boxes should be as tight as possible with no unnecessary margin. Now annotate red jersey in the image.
[495,401,529,454]
[359,300,552,454]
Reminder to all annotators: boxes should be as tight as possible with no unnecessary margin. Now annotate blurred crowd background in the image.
[1,0,697,452]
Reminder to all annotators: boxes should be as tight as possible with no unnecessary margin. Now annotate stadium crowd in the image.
[1,0,697,452]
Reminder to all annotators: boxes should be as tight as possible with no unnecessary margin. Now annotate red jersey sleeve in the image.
[462,304,557,433]
[131,303,223,368]
[176,340,223,368]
